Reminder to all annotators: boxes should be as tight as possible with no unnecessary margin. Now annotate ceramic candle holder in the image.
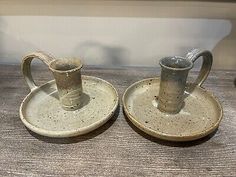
[158,49,213,114]
[122,48,223,141]
[20,51,119,137]
[22,52,83,111]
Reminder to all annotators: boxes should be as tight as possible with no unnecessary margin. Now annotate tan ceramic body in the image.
[49,59,83,111]
[122,77,223,142]
[122,49,222,141]
[20,76,119,137]
[20,52,119,137]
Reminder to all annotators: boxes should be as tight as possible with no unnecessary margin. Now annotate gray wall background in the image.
[0,0,236,70]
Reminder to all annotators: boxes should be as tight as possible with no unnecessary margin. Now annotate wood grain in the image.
[0,64,235,177]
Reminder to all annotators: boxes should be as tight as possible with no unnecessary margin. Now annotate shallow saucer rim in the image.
[19,75,119,138]
[122,77,223,142]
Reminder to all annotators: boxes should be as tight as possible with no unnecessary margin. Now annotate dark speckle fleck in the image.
[206,167,212,171]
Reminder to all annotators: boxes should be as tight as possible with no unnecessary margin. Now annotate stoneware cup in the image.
[158,49,213,114]
[22,51,83,111]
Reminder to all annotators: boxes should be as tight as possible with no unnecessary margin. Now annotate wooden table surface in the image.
[0,64,235,177]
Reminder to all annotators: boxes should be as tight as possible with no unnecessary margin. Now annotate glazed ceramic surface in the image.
[49,58,83,111]
[123,78,223,141]
[20,76,119,137]
[22,52,84,111]
[158,49,212,114]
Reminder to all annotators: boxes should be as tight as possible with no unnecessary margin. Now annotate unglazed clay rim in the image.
[122,77,223,142]
[19,75,119,138]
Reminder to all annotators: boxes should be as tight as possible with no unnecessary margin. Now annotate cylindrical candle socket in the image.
[158,57,193,114]
[49,58,83,111]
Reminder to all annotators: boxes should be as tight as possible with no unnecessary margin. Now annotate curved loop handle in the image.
[186,49,213,87]
[21,51,55,91]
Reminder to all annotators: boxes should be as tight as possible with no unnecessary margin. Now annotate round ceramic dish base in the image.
[123,78,223,142]
[20,75,118,138]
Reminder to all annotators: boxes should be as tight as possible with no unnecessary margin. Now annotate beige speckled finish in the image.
[123,49,222,142]
[122,78,223,141]
[49,58,83,111]
[22,52,84,111]
[20,76,118,137]
[20,51,118,137]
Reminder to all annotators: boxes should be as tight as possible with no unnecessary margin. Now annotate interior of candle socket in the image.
[50,59,82,72]
[160,57,193,69]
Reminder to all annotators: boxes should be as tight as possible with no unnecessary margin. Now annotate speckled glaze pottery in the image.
[158,49,212,114]
[49,58,83,111]
[20,52,119,137]
[123,49,223,141]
